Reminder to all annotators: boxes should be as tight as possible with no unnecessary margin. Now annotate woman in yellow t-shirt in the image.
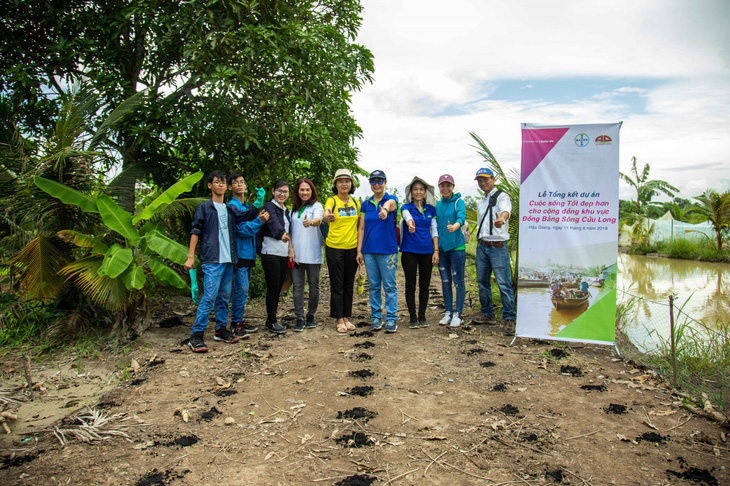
[322,169,362,333]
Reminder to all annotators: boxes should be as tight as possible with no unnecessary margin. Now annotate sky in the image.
[349,0,730,202]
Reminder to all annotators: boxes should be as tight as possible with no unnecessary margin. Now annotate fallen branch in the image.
[23,356,35,401]
[564,430,599,441]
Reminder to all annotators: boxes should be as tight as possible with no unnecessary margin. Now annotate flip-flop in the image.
[345,321,356,331]
[336,323,349,333]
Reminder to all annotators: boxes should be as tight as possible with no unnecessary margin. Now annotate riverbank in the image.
[620,238,730,263]
[1,269,728,485]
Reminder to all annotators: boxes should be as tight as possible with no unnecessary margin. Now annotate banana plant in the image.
[34,171,204,336]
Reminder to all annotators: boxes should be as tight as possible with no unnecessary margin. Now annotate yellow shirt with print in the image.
[324,196,361,249]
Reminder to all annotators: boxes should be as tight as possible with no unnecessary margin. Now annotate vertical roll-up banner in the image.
[517,123,620,345]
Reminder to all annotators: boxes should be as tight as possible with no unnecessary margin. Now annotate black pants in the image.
[401,251,433,320]
[260,254,288,324]
[325,246,357,319]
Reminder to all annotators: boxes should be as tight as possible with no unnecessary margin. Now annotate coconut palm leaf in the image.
[10,236,68,302]
[89,90,146,150]
[147,197,207,222]
[57,230,109,254]
[60,256,136,312]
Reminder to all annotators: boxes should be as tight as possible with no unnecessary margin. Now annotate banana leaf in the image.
[145,230,188,265]
[97,194,141,245]
[147,256,187,289]
[34,176,99,213]
[98,244,133,278]
[132,171,204,225]
[121,263,146,290]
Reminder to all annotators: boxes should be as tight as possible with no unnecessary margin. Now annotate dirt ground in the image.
[1,267,728,486]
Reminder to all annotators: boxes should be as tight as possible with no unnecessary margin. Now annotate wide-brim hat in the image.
[405,176,436,206]
[332,168,354,184]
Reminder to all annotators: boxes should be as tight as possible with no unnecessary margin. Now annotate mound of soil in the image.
[522,433,538,442]
[549,348,570,359]
[580,384,607,391]
[492,383,508,392]
[355,321,370,328]
[479,361,496,368]
[345,386,374,397]
[604,403,628,415]
[335,473,377,486]
[464,348,485,356]
[129,378,148,386]
[154,435,199,448]
[638,432,668,444]
[337,407,378,422]
[147,358,165,367]
[213,388,238,397]
[499,404,520,416]
[351,352,373,361]
[334,432,374,448]
[200,407,222,421]
[354,341,375,349]
[559,365,583,377]
[136,468,189,486]
[545,469,564,482]
[158,316,185,328]
[666,467,718,485]
[348,369,375,379]
[351,330,374,337]
[0,451,43,470]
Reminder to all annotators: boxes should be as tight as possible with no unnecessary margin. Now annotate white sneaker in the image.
[450,313,462,328]
[439,312,452,326]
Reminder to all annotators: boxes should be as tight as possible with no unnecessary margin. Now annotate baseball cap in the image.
[438,174,455,185]
[474,168,495,179]
[368,170,386,180]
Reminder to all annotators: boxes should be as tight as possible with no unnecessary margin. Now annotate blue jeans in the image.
[363,253,398,321]
[475,244,516,320]
[438,249,466,314]
[192,263,233,334]
[228,266,251,323]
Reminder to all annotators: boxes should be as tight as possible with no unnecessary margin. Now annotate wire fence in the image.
[615,288,730,414]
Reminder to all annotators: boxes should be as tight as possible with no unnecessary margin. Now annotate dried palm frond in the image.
[59,255,137,312]
[9,235,68,302]
[51,406,141,447]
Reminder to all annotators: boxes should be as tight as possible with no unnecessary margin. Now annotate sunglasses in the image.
[370,178,385,186]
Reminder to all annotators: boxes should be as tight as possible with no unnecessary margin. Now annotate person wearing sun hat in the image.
[322,168,361,333]
[435,173,467,328]
[357,169,399,333]
[472,167,516,336]
[400,176,438,328]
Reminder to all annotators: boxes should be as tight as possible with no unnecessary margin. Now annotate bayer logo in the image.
[574,133,589,147]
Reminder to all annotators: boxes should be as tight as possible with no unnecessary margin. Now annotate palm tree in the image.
[619,156,679,214]
[693,190,730,250]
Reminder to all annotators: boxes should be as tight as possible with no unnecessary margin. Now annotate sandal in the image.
[345,320,356,331]
[336,322,349,333]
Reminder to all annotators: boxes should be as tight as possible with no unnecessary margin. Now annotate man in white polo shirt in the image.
[472,168,516,336]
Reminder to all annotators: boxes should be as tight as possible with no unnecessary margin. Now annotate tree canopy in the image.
[0,0,374,196]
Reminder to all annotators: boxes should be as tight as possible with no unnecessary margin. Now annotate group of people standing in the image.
[184,167,517,353]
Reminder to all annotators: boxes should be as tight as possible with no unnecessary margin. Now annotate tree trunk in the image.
[114,294,150,339]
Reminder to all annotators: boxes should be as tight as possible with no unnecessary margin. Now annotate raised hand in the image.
[325,211,337,223]
[494,216,504,228]
[282,232,290,243]
[446,220,455,233]
[407,219,416,233]
[378,205,388,220]
[258,209,269,222]
[254,187,266,207]
[302,214,310,227]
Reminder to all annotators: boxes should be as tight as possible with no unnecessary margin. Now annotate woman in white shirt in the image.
[259,180,291,334]
[289,178,324,332]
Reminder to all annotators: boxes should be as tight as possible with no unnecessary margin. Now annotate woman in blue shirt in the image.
[357,170,399,333]
[400,177,438,328]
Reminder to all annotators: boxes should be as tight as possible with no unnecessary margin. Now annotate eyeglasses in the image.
[212,180,227,186]
[275,189,289,195]
[370,178,385,186]
[230,180,246,186]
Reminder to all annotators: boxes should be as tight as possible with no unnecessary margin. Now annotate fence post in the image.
[669,295,677,387]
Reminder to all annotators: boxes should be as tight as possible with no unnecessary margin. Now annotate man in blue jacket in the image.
[184,171,265,353]
[216,170,269,338]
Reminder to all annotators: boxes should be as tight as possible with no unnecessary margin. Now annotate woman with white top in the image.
[289,178,324,332]
[259,180,291,334]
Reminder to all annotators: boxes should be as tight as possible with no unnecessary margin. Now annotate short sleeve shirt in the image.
[324,196,361,250]
[360,193,398,254]
[291,202,324,264]
[400,202,436,254]
[213,202,232,263]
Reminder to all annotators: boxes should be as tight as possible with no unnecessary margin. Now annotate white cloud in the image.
[351,0,730,201]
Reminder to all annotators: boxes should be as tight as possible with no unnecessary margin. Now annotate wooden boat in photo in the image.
[518,278,550,288]
[552,290,590,310]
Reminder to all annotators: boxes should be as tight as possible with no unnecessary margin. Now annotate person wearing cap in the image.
[322,169,361,333]
[473,168,516,335]
[357,170,399,333]
[435,174,467,328]
[400,176,439,328]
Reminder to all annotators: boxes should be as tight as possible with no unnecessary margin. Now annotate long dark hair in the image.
[292,178,318,211]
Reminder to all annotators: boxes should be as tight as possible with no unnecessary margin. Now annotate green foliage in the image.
[1,0,374,195]
[692,190,730,251]
[619,156,678,214]
[0,294,64,347]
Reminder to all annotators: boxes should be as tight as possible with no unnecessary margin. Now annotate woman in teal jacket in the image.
[435,174,467,328]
